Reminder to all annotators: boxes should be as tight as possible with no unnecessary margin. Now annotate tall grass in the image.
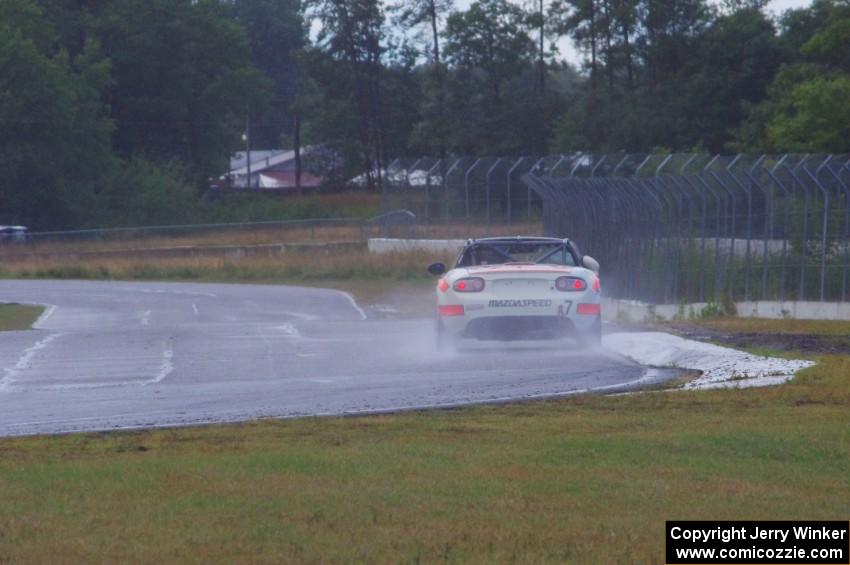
[1,220,543,259]
[196,190,384,223]
[0,249,454,284]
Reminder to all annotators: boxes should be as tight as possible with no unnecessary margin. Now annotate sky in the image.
[453,0,815,64]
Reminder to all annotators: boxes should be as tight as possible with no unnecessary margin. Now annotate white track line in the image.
[337,291,367,320]
[276,323,301,338]
[33,304,57,329]
[284,311,319,321]
[147,340,174,386]
[192,303,199,316]
[6,338,176,392]
[125,287,217,298]
[0,333,63,390]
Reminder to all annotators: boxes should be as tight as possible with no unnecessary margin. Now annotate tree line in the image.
[1,0,848,228]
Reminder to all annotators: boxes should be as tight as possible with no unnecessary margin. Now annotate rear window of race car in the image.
[456,242,578,267]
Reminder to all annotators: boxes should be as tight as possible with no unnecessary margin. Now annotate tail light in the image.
[593,277,601,292]
[437,279,449,292]
[555,276,587,292]
[577,303,601,315]
[453,277,485,292]
[439,305,465,317]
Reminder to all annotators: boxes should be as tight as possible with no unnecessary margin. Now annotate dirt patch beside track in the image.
[663,323,850,355]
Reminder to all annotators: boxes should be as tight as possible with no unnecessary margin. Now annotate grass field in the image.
[0,248,452,282]
[0,304,44,331]
[677,316,850,336]
[0,331,847,562]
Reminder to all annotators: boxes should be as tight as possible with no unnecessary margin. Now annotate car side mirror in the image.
[582,255,599,273]
[427,262,446,276]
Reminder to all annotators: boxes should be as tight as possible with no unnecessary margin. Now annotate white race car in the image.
[427,237,601,349]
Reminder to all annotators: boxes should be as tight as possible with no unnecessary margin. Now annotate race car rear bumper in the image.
[461,315,577,340]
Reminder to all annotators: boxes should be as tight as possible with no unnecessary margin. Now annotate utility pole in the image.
[539,0,545,97]
[538,0,546,154]
[245,115,252,190]
[294,113,302,196]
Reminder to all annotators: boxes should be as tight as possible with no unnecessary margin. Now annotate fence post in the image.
[384,158,400,216]
[766,155,793,303]
[681,169,709,302]
[506,157,526,226]
[549,155,568,177]
[404,158,423,218]
[464,158,483,219]
[706,156,738,300]
[672,155,699,302]
[570,155,587,177]
[443,159,462,223]
[803,155,834,302]
[529,158,546,218]
[426,159,442,224]
[743,155,773,301]
[633,156,662,300]
[785,155,812,301]
[612,155,629,176]
[696,156,721,301]
[652,155,678,302]
[725,155,761,302]
[485,159,503,226]
[591,155,608,177]
[838,159,850,302]
[822,158,850,301]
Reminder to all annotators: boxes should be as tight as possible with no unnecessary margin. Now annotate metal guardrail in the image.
[15,212,430,245]
[21,217,366,243]
[10,204,541,250]
[521,154,850,304]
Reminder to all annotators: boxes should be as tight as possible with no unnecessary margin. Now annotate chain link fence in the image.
[9,152,849,308]
[383,157,548,224]
[19,218,368,245]
[522,154,850,304]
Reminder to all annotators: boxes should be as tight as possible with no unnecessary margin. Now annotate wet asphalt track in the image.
[0,280,671,437]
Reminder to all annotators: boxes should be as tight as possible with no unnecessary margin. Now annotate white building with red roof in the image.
[225,149,323,190]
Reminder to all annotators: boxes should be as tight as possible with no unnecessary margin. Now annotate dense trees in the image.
[1,0,847,228]
[305,0,389,189]
[98,0,273,180]
[0,0,113,228]
[2,0,273,228]
[737,0,850,152]
[224,0,307,148]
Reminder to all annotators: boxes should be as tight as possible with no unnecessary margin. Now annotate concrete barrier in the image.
[371,238,850,320]
[368,238,466,255]
[603,298,850,322]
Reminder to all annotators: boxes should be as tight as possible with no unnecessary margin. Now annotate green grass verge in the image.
[316,279,435,318]
[0,354,847,563]
[0,304,44,331]
[0,249,450,284]
[679,317,850,336]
